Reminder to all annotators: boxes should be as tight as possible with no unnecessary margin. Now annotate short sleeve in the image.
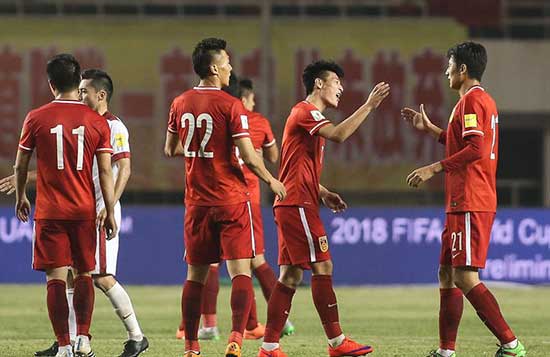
[167,100,179,134]
[111,121,131,162]
[229,100,250,139]
[461,96,485,138]
[96,119,113,154]
[262,119,276,148]
[297,107,331,136]
[18,113,35,152]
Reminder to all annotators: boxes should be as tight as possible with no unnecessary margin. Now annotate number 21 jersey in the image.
[167,86,250,206]
[18,99,112,220]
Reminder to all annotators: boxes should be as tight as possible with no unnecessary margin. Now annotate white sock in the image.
[66,288,77,342]
[328,334,346,348]
[105,282,143,341]
[261,342,279,351]
[437,348,456,357]
[503,339,518,349]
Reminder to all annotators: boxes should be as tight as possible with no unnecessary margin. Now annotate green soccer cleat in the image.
[280,320,295,337]
[495,341,526,357]
[198,326,220,341]
[426,350,456,357]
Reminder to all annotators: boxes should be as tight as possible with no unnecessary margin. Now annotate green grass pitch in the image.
[0,284,548,356]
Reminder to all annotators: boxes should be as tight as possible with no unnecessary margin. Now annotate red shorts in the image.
[440,212,495,268]
[251,203,265,255]
[274,206,330,269]
[184,202,254,265]
[33,219,97,272]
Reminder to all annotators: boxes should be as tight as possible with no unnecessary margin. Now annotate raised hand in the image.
[0,175,16,195]
[366,82,391,110]
[401,104,432,132]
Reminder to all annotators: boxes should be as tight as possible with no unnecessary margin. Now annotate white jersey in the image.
[92,112,131,211]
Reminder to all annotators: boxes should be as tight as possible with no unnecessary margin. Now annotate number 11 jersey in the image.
[167,86,251,206]
[18,99,112,220]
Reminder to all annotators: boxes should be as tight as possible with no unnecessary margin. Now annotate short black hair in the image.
[447,41,487,81]
[238,78,253,98]
[192,38,227,79]
[46,54,81,93]
[302,60,344,95]
[81,69,114,102]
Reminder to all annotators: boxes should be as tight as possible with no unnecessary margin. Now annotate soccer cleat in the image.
[74,336,95,357]
[35,341,59,356]
[176,328,185,340]
[118,336,149,357]
[183,351,201,357]
[495,341,526,357]
[244,323,266,340]
[225,342,241,357]
[257,347,288,357]
[54,347,74,357]
[198,326,220,340]
[328,337,373,357]
[281,320,295,337]
[426,350,456,357]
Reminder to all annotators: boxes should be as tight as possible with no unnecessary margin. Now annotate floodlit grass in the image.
[0,284,548,356]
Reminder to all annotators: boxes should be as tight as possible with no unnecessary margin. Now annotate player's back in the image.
[19,99,112,220]
[168,87,250,206]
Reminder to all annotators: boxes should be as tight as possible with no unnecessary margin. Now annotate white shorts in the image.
[91,202,121,276]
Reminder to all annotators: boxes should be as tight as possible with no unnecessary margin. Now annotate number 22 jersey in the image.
[167,86,251,206]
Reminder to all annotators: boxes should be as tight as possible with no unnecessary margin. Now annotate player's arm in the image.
[13,150,32,222]
[319,184,347,213]
[97,152,117,238]
[235,137,286,200]
[317,82,390,143]
[1,170,37,195]
[401,104,445,142]
[113,158,130,203]
[164,131,185,157]
[262,141,279,163]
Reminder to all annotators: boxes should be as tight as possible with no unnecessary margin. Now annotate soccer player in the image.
[14,54,117,357]
[4,69,148,357]
[189,77,295,341]
[164,38,286,357]
[402,41,526,357]
[257,61,390,357]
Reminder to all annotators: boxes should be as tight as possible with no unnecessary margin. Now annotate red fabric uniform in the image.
[273,101,332,267]
[237,111,276,255]
[19,99,112,271]
[440,86,499,268]
[167,86,254,264]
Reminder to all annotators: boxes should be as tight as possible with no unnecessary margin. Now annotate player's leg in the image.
[182,264,210,355]
[430,217,463,357]
[197,264,220,340]
[45,267,73,356]
[452,212,525,356]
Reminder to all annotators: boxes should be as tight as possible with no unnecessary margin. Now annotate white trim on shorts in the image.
[246,201,256,256]
[298,207,316,263]
[465,212,472,266]
[31,222,36,268]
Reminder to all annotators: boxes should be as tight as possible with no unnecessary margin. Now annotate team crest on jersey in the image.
[464,114,477,128]
[319,236,329,253]
[310,110,325,122]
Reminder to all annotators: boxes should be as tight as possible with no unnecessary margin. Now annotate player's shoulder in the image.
[104,112,128,130]
[464,86,496,106]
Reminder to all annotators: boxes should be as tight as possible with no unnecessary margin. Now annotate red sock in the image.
[47,279,71,346]
[439,288,463,350]
[465,283,516,344]
[264,282,296,343]
[254,262,277,301]
[73,276,94,338]
[246,294,259,330]
[311,275,342,339]
[201,266,219,315]
[230,275,253,343]
[182,280,204,343]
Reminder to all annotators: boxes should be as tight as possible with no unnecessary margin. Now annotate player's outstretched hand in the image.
[270,179,287,201]
[0,174,16,195]
[406,162,441,188]
[103,213,118,240]
[322,191,348,213]
[15,197,31,222]
[366,82,390,109]
[401,104,432,132]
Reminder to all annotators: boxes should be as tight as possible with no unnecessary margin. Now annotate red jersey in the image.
[167,86,251,206]
[445,86,498,213]
[240,111,276,204]
[274,101,331,208]
[18,99,112,220]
